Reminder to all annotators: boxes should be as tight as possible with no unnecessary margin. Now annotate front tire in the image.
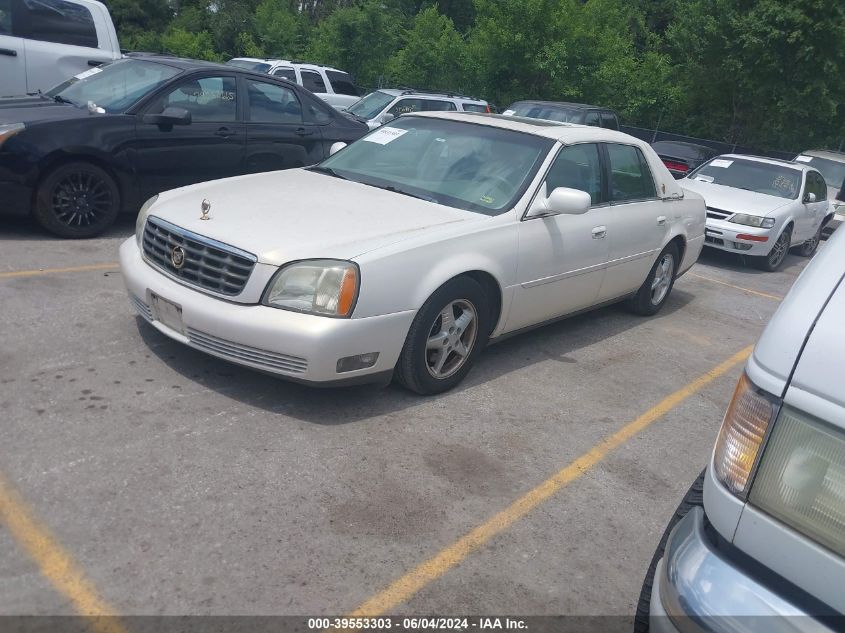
[753,227,790,271]
[633,470,705,633]
[395,277,491,395]
[627,244,678,316]
[793,224,821,258]
[34,162,120,238]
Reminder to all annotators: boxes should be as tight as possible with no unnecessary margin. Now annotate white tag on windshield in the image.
[363,126,408,145]
[502,109,515,116]
[710,159,733,168]
[795,155,813,163]
[74,67,103,81]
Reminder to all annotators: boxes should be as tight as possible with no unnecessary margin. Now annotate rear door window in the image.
[300,69,326,93]
[17,0,98,48]
[325,70,358,96]
[607,143,657,202]
[584,111,601,127]
[423,100,457,112]
[601,112,619,130]
[246,79,302,123]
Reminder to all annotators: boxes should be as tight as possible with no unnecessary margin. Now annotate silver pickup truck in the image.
[637,227,845,632]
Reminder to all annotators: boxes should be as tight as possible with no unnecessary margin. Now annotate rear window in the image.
[17,0,98,48]
[462,103,488,113]
[325,70,358,97]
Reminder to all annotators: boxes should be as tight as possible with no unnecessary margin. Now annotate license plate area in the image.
[149,292,185,335]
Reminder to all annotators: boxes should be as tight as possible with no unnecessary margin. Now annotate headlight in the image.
[730,213,776,229]
[263,259,359,318]
[0,123,25,148]
[135,194,158,248]
[749,406,845,556]
[713,373,779,497]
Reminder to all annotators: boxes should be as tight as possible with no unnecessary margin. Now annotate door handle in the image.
[214,127,235,138]
[657,215,667,225]
[295,127,315,137]
[0,48,17,57]
[592,226,607,239]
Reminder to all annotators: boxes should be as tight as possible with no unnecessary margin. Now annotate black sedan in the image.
[650,140,719,179]
[0,56,369,237]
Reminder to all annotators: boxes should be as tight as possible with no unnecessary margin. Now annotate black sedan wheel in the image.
[34,162,120,238]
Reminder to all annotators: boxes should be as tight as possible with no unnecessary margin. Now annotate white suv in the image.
[226,57,360,109]
[346,89,490,129]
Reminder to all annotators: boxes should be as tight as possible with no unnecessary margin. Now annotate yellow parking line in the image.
[688,272,783,301]
[349,345,753,616]
[0,263,119,280]
[0,472,126,633]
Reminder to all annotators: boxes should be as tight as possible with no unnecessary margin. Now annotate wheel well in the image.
[34,153,124,212]
[822,213,834,228]
[668,235,686,267]
[460,271,503,332]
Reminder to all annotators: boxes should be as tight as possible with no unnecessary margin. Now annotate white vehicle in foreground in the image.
[346,89,490,129]
[121,113,705,394]
[681,155,832,271]
[639,226,845,633]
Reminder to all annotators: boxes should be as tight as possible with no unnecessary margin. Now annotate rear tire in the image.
[395,277,491,395]
[633,470,705,633]
[627,244,679,316]
[753,227,790,271]
[34,162,120,238]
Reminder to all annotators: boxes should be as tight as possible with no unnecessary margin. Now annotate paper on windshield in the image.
[74,67,103,81]
[362,126,408,145]
[710,159,733,168]
[795,155,813,163]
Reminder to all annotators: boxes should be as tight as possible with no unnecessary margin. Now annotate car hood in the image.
[0,96,90,125]
[679,178,792,216]
[150,169,478,265]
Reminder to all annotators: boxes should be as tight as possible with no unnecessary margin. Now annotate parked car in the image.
[120,112,705,394]
[0,0,121,97]
[226,57,360,109]
[681,155,833,271]
[346,89,490,129]
[502,101,620,130]
[794,149,845,233]
[636,225,845,633]
[650,140,718,179]
[0,55,368,238]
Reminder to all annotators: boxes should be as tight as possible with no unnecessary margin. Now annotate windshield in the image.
[691,157,802,199]
[47,59,181,113]
[797,156,845,189]
[348,91,395,119]
[507,103,584,123]
[316,117,554,215]
[226,59,272,73]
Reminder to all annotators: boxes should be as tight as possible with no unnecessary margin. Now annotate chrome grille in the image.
[187,328,308,374]
[129,294,153,321]
[142,217,257,296]
[706,206,732,221]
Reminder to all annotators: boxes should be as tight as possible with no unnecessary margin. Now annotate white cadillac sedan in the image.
[120,113,705,394]
[680,155,833,271]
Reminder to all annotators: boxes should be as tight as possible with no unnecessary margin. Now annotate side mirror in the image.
[379,112,395,125]
[526,186,592,218]
[329,142,347,156]
[804,192,817,203]
[142,106,192,128]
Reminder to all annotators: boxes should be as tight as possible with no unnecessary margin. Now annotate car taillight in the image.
[486,105,491,113]
[663,160,689,173]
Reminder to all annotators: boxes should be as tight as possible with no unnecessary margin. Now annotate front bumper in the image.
[704,218,776,256]
[650,507,834,633]
[119,238,415,385]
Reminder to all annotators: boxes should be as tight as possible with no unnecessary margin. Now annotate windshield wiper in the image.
[375,184,437,203]
[53,94,77,106]
[308,165,349,180]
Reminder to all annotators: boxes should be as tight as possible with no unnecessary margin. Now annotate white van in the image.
[0,0,120,97]
[638,228,845,632]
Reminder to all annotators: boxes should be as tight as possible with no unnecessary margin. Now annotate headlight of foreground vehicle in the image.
[730,213,776,229]
[713,373,779,497]
[263,259,359,317]
[749,406,845,556]
[0,123,25,148]
[135,195,158,248]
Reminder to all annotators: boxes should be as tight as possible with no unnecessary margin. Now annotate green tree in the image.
[254,0,311,58]
[161,28,220,60]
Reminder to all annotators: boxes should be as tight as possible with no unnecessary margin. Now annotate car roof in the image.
[229,57,344,72]
[375,88,486,103]
[510,100,615,112]
[799,149,845,163]
[404,111,638,144]
[127,54,235,72]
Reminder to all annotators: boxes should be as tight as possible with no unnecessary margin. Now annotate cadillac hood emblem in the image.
[170,246,186,269]
[200,198,211,220]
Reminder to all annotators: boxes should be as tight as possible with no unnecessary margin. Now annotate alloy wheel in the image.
[767,231,790,268]
[425,299,478,379]
[51,171,114,228]
[650,253,675,306]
